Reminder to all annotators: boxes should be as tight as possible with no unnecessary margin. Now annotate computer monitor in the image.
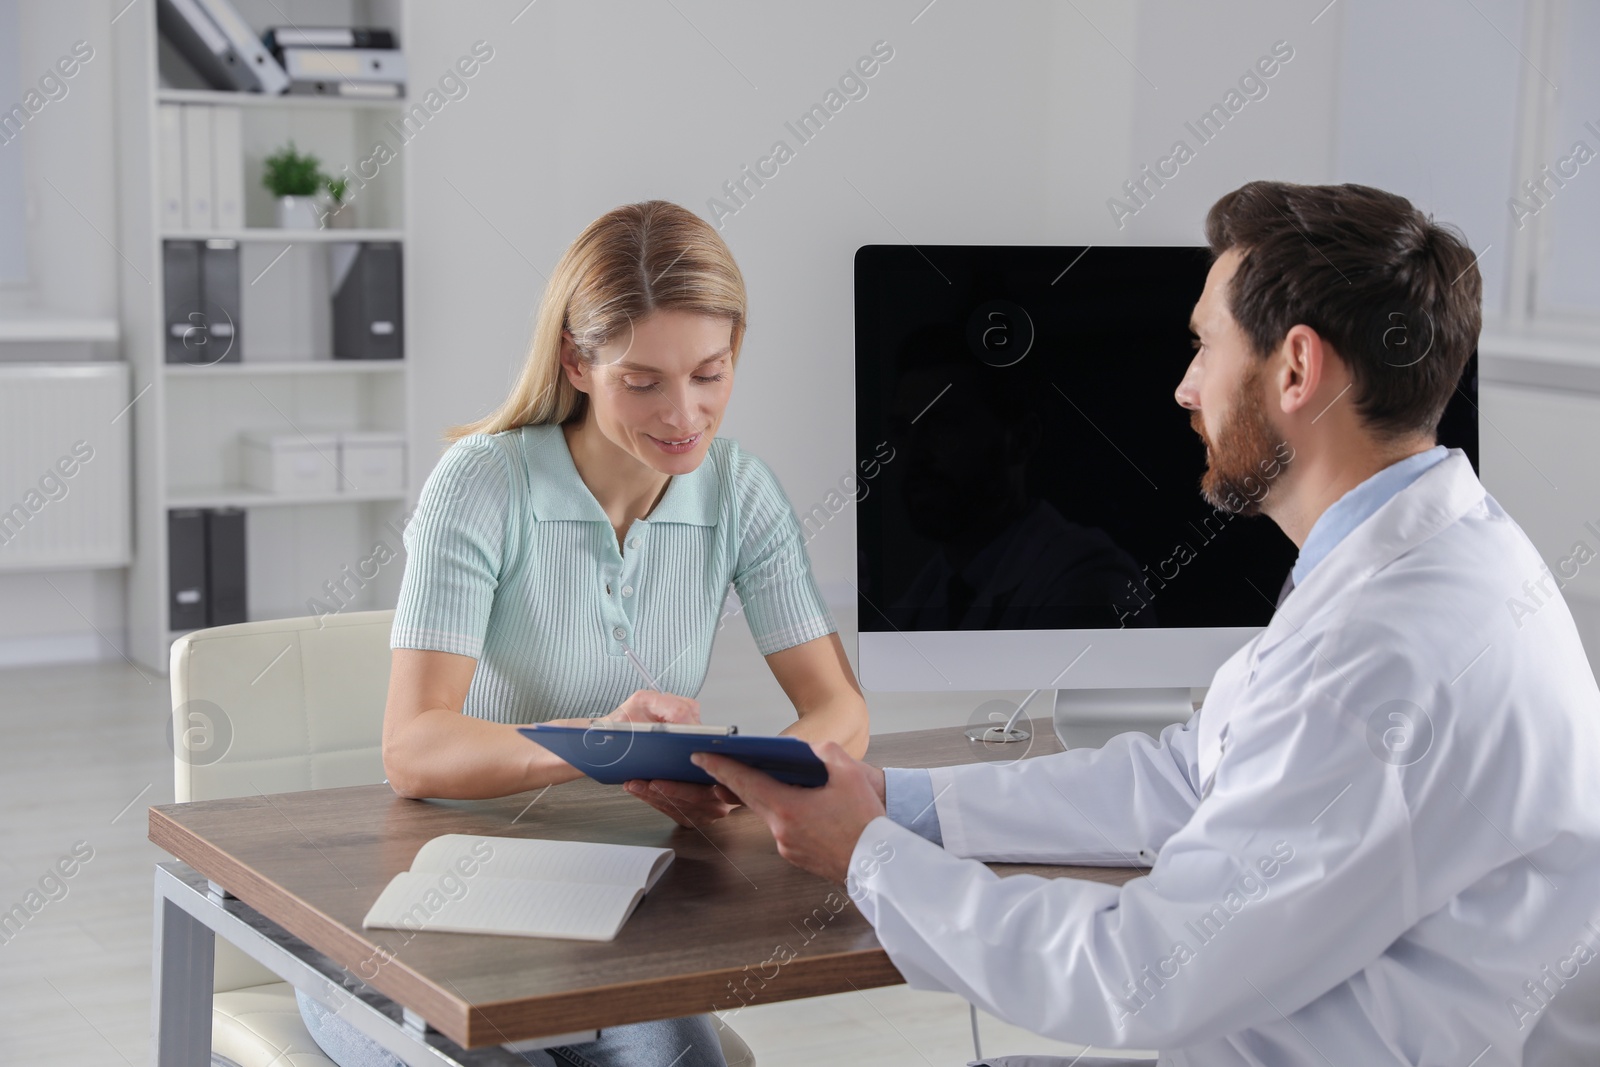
[853,244,1480,746]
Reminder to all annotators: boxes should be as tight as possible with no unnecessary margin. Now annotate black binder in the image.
[201,239,241,363]
[332,242,403,359]
[164,239,242,364]
[204,508,247,626]
[163,240,202,364]
[168,509,208,630]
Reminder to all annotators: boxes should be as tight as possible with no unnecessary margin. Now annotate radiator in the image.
[0,363,131,570]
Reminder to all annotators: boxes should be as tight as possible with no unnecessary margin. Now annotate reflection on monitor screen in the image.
[855,244,1479,643]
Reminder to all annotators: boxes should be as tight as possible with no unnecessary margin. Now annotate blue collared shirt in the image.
[1289,445,1448,588]
[885,444,1453,843]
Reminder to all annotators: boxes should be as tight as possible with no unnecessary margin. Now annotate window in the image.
[1331,0,1527,320]
[0,0,29,288]
[1529,0,1600,321]
[1333,0,1597,331]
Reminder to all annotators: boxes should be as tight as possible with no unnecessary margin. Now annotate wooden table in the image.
[149,717,1144,1064]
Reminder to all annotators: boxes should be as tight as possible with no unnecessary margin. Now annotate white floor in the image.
[0,607,1150,1065]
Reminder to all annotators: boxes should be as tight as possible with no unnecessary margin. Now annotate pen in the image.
[608,644,736,734]
[621,642,663,692]
[589,721,736,735]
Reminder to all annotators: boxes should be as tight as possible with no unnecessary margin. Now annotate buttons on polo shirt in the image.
[627,536,641,549]
[621,584,634,597]
[613,626,627,641]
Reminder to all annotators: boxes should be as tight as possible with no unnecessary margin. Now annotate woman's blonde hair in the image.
[444,200,748,443]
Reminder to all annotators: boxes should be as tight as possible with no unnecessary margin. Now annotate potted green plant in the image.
[323,175,355,229]
[262,141,325,229]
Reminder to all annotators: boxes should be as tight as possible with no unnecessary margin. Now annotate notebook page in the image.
[409,834,671,890]
[362,872,646,941]
[641,850,673,892]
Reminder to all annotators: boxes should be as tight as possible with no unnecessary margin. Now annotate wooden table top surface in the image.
[148,717,1145,1048]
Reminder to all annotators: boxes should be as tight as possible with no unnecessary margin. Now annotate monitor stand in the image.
[1053,687,1194,750]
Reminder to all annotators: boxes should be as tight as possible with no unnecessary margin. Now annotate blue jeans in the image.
[296,988,729,1067]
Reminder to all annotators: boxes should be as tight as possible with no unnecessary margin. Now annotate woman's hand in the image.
[586,690,741,826]
[624,779,743,828]
[596,689,701,726]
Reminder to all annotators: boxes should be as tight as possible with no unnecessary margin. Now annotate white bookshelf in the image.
[168,485,410,509]
[0,312,119,343]
[113,1,413,673]
[157,87,404,111]
[160,227,406,242]
[164,360,405,377]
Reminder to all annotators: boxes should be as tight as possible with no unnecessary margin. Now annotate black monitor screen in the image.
[854,244,1480,634]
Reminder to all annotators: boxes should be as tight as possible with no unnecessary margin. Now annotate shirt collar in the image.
[517,423,720,526]
[1291,444,1449,587]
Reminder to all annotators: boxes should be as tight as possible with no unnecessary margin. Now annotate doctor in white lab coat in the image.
[694,180,1600,1066]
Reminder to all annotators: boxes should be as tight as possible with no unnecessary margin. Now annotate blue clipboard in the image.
[516,724,829,788]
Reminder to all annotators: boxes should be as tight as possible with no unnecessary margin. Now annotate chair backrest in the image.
[169,610,395,994]
[169,610,394,803]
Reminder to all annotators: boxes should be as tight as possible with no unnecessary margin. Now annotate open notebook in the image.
[362,834,674,941]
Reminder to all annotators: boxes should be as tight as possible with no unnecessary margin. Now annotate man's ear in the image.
[1275,324,1326,418]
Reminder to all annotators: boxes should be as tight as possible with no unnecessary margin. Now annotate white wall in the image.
[0,0,122,667]
[2,1,118,314]
[401,0,1346,601]
[13,0,1593,666]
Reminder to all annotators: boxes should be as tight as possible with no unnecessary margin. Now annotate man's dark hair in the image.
[1205,181,1481,441]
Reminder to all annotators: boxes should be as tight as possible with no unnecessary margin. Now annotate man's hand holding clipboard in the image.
[517,720,828,828]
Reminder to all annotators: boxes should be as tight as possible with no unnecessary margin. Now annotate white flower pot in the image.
[324,198,357,229]
[275,195,323,230]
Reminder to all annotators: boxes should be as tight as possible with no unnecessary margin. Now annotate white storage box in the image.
[242,429,341,495]
[338,431,406,493]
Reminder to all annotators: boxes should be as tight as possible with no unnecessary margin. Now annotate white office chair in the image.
[170,609,756,1067]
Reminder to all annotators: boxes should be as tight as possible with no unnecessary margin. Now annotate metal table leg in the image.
[151,862,597,1066]
[153,874,215,1066]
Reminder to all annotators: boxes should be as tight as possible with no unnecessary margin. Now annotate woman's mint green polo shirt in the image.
[391,423,838,724]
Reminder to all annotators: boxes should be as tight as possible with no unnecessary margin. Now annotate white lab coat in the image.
[850,450,1600,1065]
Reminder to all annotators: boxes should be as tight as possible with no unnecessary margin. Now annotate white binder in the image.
[210,105,243,230]
[192,0,290,95]
[181,105,213,231]
[282,47,407,89]
[156,0,243,91]
[157,104,186,232]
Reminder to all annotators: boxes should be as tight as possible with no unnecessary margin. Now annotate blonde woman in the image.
[295,200,869,1067]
